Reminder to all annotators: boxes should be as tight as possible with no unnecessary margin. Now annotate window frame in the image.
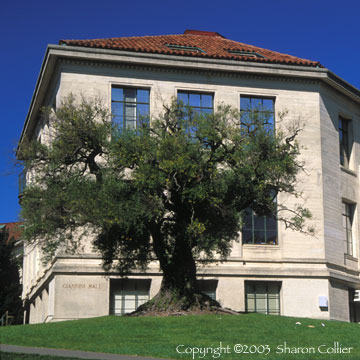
[177,90,214,115]
[245,281,281,315]
[112,290,149,315]
[111,86,150,132]
[241,207,278,245]
[177,90,214,138]
[240,95,275,132]
[196,279,218,300]
[110,279,150,316]
[342,201,355,256]
[339,116,352,168]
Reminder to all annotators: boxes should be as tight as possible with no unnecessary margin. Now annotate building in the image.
[18,30,360,323]
[0,222,23,323]
[0,222,23,260]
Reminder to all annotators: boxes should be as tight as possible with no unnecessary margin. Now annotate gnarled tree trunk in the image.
[134,231,220,314]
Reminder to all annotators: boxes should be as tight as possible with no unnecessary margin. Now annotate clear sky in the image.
[1,0,359,223]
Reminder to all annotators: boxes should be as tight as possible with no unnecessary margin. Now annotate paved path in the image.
[0,344,168,360]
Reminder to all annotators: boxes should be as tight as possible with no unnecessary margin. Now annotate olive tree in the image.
[19,95,312,312]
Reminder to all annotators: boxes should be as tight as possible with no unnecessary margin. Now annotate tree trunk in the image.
[158,240,198,305]
[133,230,220,314]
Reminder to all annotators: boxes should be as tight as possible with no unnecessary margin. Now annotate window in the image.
[245,281,281,315]
[240,96,275,132]
[342,202,355,256]
[242,207,277,245]
[166,44,205,53]
[178,91,213,116]
[339,117,351,167]
[177,91,214,136]
[197,280,218,300]
[226,49,265,58]
[110,279,150,315]
[111,87,150,131]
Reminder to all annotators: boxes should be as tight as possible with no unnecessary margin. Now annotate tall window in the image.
[242,207,277,245]
[177,91,213,137]
[245,281,281,315]
[339,117,351,167]
[111,87,150,131]
[342,202,355,256]
[240,96,275,132]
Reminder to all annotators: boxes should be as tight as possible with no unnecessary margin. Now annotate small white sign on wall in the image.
[319,296,328,308]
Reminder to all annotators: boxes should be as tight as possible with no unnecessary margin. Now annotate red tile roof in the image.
[0,222,23,244]
[59,30,321,68]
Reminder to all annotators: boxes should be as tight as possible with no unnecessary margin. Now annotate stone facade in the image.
[19,33,360,323]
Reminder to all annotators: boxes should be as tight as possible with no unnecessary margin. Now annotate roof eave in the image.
[18,44,360,153]
[17,46,57,157]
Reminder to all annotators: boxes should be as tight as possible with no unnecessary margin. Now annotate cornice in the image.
[58,57,321,86]
[17,44,360,156]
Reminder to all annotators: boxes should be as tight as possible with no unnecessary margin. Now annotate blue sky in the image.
[1,0,359,223]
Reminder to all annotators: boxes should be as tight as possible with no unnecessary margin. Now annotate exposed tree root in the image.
[127,290,240,317]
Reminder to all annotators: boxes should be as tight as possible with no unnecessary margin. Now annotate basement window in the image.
[245,281,281,315]
[226,49,265,58]
[165,44,206,53]
[110,279,151,315]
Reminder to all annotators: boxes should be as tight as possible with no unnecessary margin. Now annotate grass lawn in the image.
[1,314,359,360]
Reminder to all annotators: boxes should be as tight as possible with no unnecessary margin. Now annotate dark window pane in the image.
[262,99,274,112]
[137,104,149,127]
[266,216,277,231]
[124,89,136,103]
[339,117,351,167]
[202,94,213,108]
[178,92,188,105]
[137,89,149,104]
[112,115,123,126]
[265,113,274,126]
[189,93,201,107]
[254,231,266,244]
[192,107,201,115]
[137,104,149,118]
[252,98,262,109]
[112,102,123,117]
[254,215,265,230]
[201,108,213,116]
[240,111,252,126]
[112,88,123,102]
[242,230,253,244]
[243,208,253,228]
[266,231,277,245]
[240,97,251,110]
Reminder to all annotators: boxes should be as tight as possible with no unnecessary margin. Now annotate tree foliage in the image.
[19,95,312,311]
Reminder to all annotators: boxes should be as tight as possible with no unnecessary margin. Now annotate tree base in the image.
[128,289,239,316]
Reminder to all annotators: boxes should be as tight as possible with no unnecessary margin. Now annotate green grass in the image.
[1,314,359,360]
